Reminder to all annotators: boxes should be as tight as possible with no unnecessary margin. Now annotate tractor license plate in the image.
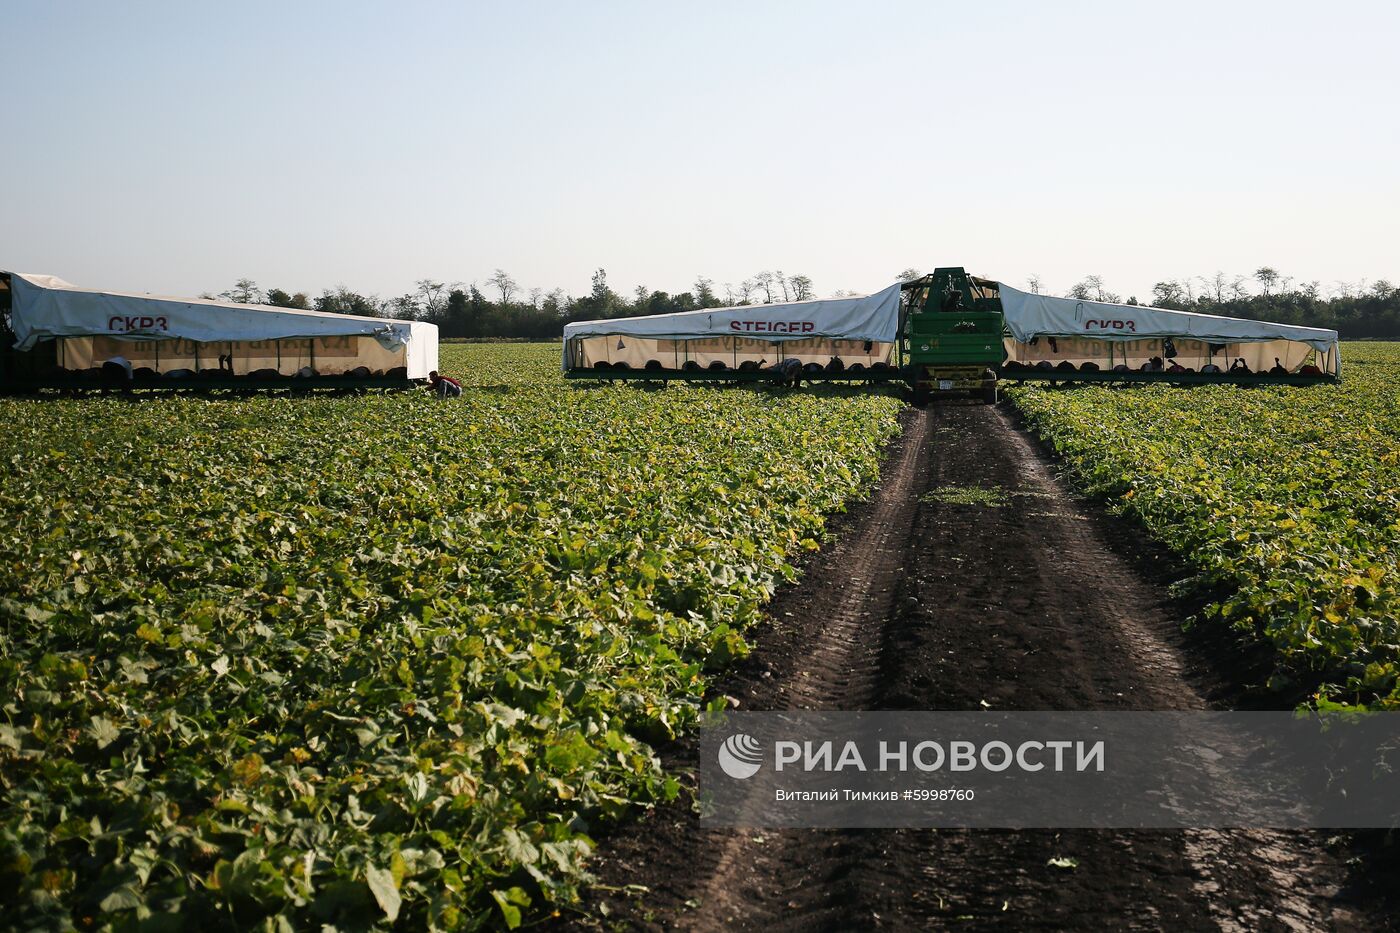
[938,380,954,390]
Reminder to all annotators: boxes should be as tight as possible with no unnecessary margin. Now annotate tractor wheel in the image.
[981,382,998,405]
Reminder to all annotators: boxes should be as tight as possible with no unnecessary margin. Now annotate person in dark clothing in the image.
[770,357,803,389]
[427,370,462,398]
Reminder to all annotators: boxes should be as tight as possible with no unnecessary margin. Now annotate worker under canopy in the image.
[994,284,1340,375]
[561,283,902,372]
[5,272,438,379]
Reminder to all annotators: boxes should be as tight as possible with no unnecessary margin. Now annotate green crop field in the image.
[5,341,1398,930]
[0,345,901,929]
[1008,342,1400,708]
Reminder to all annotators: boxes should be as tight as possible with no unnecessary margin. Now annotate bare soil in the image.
[561,402,1399,931]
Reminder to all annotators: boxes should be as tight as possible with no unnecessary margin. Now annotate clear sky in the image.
[3,0,1396,304]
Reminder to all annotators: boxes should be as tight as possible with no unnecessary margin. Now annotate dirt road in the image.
[567,403,1395,931]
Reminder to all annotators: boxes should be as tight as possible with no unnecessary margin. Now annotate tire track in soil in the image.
[844,403,1372,932]
[567,402,1392,932]
[685,405,932,932]
[561,408,933,931]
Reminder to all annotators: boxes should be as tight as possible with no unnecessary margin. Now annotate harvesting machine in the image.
[562,265,1341,398]
[900,268,1004,404]
[0,271,439,391]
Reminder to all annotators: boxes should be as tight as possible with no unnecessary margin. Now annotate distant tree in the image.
[652,291,676,315]
[470,283,490,309]
[1373,280,1396,299]
[774,270,791,302]
[1228,276,1250,300]
[1026,274,1043,295]
[736,278,760,305]
[315,286,381,317]
[591,269,612,304]
[753,271,776,303]
[387,294,420,319]
[567,269,621,321]
[221,278,262,304]
[1069,275,1119,303]
[442,288,470,336]
[1254,266,1281,296]
[896,267,924,283]
[487,269,518,305]
[265,288,310,309]
[415,280,449,323]
[528,287,544,310]
[543,288,567,317]
[788,274,814,301]
[694,276,722,308]
[1199,271,1230,303]
[1151,281,1189,308]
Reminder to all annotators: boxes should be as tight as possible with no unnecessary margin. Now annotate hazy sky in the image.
[4,1,1397,304]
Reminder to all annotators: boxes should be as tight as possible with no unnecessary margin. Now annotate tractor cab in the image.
[901,267,1005,404]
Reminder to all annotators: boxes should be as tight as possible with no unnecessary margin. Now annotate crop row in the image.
[0,344,902,929]
[1007,342,1400,708]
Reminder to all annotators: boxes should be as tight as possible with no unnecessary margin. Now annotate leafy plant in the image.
[1008,342,1400,709]
[0,344,901,929]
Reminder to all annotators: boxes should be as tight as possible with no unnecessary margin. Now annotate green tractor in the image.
[901,267,1005,404]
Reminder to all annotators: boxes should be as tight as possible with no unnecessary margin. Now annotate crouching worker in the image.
[770,357,803,389]
[427,370,462,398]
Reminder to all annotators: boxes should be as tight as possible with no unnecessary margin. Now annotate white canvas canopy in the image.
[562,283,902,371]
[995,283,1340,376]
[996,283,1339,351]
[6,272,438,378]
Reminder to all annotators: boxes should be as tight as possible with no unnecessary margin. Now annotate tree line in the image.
[1040,268,1400,339]
[206,264,1400,340]
[206,269,818,340]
